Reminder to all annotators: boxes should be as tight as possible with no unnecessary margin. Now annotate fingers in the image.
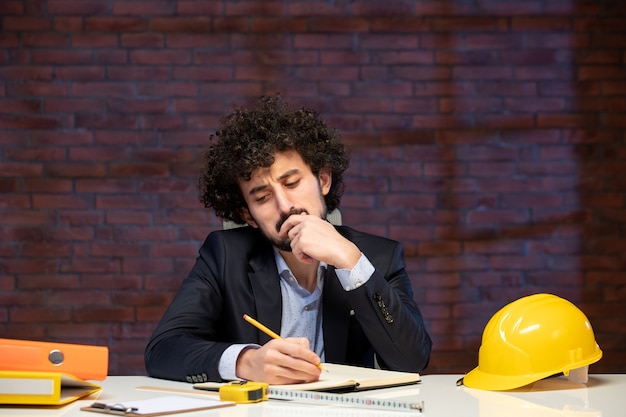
[280,215,360,268]
[280,337,320,364]
[268,338,321,375]
[236,338,322,384]
[279,214,318,263]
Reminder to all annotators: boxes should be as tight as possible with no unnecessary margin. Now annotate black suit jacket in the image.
[145,225,432,383]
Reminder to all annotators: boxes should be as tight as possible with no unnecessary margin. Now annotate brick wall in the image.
[1,0,624,376]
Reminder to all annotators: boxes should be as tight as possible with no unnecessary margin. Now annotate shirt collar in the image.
[273,247,327,285]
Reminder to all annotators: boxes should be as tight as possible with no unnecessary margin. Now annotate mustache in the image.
[275,208,309,232]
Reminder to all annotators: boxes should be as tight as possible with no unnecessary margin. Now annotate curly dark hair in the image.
[199,96,350,225]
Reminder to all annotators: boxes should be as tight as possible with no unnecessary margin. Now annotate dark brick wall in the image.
[1,0,624,375]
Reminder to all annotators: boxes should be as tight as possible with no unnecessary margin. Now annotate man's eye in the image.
[286,180,300,188]
[256,194,270,203]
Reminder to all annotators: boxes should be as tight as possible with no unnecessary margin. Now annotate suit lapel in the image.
[322,266,350,362]
[246,243,352,361]
[248,246,282,344]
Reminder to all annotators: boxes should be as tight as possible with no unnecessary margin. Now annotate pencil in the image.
[243,313,281,340]
[243,314,324,370]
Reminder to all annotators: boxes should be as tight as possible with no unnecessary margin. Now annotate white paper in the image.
[114,395,233,415]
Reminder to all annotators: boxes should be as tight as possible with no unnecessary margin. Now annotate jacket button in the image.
[373,293,394,324]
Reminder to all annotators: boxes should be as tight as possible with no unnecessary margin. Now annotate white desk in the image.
[3,374,625,417]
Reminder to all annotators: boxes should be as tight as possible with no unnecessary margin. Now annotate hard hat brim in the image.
[462,348,603,391]
[462,366,558,391]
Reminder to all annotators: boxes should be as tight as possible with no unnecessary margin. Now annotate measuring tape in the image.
[219,381,268,403]
[218,381,423,412]
[267,387,424,413]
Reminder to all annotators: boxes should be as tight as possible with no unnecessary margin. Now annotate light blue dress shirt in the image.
[217,250,375,380]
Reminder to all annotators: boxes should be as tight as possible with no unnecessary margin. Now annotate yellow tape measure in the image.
[219,381,268,403]
[218,380,423,412]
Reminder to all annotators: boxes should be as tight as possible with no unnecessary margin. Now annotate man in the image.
[145,96,432,384]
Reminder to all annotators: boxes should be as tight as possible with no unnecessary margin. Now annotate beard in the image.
[257,205,328,252]
[271,208,309,252]
[251,182,329,252]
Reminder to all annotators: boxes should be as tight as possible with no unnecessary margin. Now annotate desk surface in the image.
[3,374,626,417]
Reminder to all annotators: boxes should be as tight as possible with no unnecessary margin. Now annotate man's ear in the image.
[319,167,332,196]
[240,207,258,228]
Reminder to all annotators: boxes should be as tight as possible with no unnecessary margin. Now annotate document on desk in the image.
[194,363,421,392]
[80,395,235,416]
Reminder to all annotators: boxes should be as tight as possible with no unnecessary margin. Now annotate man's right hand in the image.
[235,337,322,384]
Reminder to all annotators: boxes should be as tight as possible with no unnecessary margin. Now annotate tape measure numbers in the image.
[267,388,424,413]
[219,381,423,412]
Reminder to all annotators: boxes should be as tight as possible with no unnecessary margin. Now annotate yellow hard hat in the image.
[462,293,602,391]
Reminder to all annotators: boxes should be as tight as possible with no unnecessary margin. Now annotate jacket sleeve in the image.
[144,232,235,383]
[345,234,432,373]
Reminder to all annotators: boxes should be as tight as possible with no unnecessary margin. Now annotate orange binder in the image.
[0,338,109,381]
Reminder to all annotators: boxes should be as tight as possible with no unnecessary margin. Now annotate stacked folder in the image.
[0,338,109,405]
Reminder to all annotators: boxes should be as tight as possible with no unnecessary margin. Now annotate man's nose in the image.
[274,189,294,213]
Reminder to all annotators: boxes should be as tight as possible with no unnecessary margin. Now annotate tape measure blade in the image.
[266,388,423,413]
